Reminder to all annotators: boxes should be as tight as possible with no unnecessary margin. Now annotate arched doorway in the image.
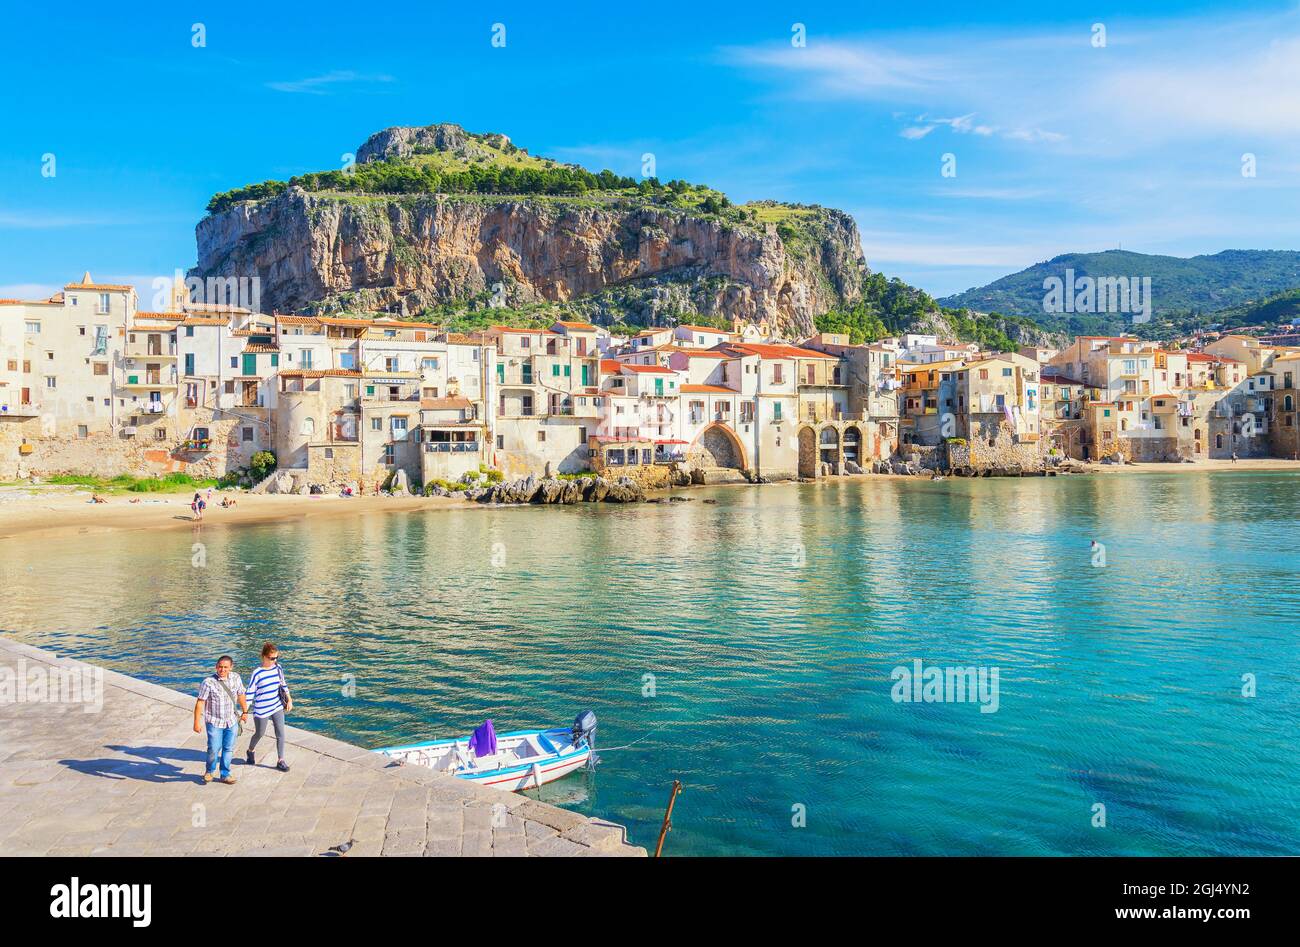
[689,423,747,472]
[819,426,840,473]
[797,426,818,478]
[843,425,862,467]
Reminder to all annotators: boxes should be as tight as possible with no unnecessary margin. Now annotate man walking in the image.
[193,655,248,784]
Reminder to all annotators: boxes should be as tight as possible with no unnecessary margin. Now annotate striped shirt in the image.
[246,664,288,719]
[197,673,245,727]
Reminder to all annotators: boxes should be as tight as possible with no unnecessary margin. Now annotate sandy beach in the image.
[2,458,1295,542]
[0,486,473,543]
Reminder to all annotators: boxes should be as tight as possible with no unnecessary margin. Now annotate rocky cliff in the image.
[192,125,869,335]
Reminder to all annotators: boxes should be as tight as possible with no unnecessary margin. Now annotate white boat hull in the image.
[374,726,590,792]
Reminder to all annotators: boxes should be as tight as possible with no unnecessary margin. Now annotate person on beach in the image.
[193,656,247,784]
[191,491,206,521]
[245,642,293,772]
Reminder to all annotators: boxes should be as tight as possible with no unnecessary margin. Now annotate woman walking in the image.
[245,642,292,771]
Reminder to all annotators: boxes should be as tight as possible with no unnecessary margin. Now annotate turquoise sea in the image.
[3,472,1298,855]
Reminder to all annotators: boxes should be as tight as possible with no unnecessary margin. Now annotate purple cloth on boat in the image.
[469,719,497,757]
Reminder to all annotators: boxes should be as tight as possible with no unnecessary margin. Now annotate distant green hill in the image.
[938,249,1300,336]
[1209,287,1300,329]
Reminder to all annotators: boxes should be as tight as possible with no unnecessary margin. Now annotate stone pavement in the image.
[0,638,644,857]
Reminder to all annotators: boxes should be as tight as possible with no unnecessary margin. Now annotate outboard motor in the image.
[571,710,598,768]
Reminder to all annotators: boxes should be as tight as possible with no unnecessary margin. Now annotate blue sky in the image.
[2,1,1299,304]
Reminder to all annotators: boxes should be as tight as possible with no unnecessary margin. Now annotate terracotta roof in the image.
[182,317,228,326]
[619,363,674,374]
[135,311,186,320]
[554,321,597,331]
[676,325,734,334]
[600,359,622,374]
[421,396,473,410]
[315,316,374,327]
[64,272,133,292]
[446,332,489,345]
[681,384,736,394]
[242,343,279,353]
[491,325,558,335]
[721,342,836,360]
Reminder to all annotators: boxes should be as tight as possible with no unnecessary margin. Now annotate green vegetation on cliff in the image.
[815,273,1051,351]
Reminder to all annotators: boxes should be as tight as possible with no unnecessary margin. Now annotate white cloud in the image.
[0,283,59,299]
[727,11,1300,151]
[267,71,395,95]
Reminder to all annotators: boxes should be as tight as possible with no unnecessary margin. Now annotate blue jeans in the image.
[205,722,237,778]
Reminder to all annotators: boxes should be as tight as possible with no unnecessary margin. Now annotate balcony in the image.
[123,372,178,388]
[0,402,40,418]
[180,438,212,452]
[125,341,178,359]
[424,441,481,453]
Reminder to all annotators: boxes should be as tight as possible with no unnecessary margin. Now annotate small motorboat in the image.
[374,711,597,792]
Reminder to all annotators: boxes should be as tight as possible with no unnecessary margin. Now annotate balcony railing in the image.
[424,441,481,452]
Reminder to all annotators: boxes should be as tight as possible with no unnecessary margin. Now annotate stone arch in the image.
[797,425,818,478]
[689,422,748,471]
[842,424,862,466]
[818,425,840,474]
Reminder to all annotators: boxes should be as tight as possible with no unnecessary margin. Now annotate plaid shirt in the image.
[197,672,245,727]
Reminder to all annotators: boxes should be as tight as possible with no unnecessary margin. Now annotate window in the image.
[5,360,13,371]
[773,364,784,384]
[537,430,546,442]
[740,402,754,424]
[324,448,334,459]
[520,336,531,349]
[391,416,408,440]
[78,326,86,335]
[77,425,88,439]
[25,321,40,334]
[552,364,560,377]
[773,402,783,422]
[300,350,313,369]
[93,362,108,376]
[1002,367,1012,377]
[301,417,316,437]
[270,353,279,367]
[186,326,194,337]
[979,369,989,380]
[371,417,382,431]
[99,293,111,312]
[230,357,238,368]
[496,435,504,449]
[45,376,56,388]
[242,427,253,442]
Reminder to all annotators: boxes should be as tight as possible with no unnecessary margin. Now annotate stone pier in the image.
[0,638,644,857]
